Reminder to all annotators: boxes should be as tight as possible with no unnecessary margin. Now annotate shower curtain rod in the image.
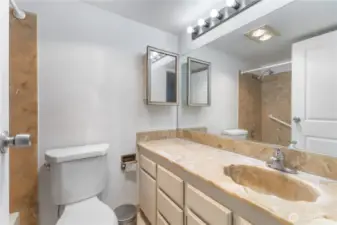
[241,60,292,75]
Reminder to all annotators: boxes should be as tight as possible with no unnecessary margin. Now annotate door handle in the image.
[0,131,31,154]
[293,117,301,123]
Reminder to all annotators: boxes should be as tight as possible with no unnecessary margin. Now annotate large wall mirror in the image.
[178,1,337,158]
[146,46,179,105]
[187,57,211,106]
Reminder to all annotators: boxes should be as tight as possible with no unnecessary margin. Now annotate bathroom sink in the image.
[224,165,319,202]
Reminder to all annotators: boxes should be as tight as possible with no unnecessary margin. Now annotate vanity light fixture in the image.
[187,26,196,34]
[245,25,280,43]
[198,18,209,28]
[210,9,223,20]
[186,0,262,40]
[226,0,240,10]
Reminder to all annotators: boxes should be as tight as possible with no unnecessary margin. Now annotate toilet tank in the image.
[221,129,248,140]
[45,144,109,206]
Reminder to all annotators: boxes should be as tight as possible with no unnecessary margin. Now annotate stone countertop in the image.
[138,138,337,225]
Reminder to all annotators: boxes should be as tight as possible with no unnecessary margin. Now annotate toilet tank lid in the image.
[222,129,248,136]
[45,144,109,164]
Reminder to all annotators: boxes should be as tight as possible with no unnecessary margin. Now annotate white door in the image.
[292,30,337,156]
[0,1,9,224]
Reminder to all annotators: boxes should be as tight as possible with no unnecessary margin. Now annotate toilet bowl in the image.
[57,197,118,225]
[45,144,118,225]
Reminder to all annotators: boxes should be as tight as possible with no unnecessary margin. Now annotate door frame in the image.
[0,1,10,224]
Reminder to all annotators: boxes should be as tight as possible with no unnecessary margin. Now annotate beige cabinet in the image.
[139,168,156,225]
[140,154,156,178]
[185,184,232,225]
[157,212,169,225]
[138,154,253,225]
[186,208,207,225]
[233,215,252,225]
[157,189,184,225]
[157,165,184,207]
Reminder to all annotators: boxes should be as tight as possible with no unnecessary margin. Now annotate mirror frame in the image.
[187,57,211,107]
[146,46,179,105]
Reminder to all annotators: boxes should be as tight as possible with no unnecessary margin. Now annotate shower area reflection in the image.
[239,62,292,146]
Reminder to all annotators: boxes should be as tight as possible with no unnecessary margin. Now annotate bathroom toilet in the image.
[45,144,118,225]
[222,129,248,140]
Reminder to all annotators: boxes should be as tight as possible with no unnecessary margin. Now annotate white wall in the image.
[178,47,248,134]
[19,2,178,225]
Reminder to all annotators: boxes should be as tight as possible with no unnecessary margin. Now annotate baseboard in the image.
[10,212,20,225]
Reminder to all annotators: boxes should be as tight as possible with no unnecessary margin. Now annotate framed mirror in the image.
[187,57,211,106]
[146,46,179,105]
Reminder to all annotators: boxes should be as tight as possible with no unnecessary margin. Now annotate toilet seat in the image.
[56,197,118,225]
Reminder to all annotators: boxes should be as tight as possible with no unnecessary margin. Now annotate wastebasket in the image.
[114,204,137,225]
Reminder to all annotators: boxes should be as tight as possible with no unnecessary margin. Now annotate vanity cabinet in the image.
[157,212,169,225]
[157,166,184,207]
[185,184,232,225]
[139,155,157,225]
[233,215,252,225]
[138,154,252,225]
[157,189,184,225]
[186,208,207,225]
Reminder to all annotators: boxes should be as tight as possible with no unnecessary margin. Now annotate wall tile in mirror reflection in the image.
[187,57,211,107]
[145,46,179,106]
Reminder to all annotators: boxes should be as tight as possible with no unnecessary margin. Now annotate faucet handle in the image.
[273,148,284,160]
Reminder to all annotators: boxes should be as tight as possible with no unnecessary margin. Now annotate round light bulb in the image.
[198,18,206,27]
[252,29,266,37]
[226,0,240,9]
[187,26,195,34]
[259,34,272,41]
[151,51,158,59]
[210,9,220,18]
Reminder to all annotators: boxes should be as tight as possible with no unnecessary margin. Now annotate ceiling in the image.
[208,1,337,66]
[85,0,224,34]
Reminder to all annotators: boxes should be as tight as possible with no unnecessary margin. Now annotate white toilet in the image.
[45,144,118,225]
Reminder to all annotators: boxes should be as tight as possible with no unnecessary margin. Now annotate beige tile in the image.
[10,10,38,225]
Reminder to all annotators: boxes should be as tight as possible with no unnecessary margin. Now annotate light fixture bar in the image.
[189,0,262,40]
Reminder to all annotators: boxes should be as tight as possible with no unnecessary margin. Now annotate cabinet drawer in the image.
[233,215,252,225]
[157,212,169,225]
[157,165,184,207]
[139,169,156,225]
[140,154,156,178]
[186,208,207,225]
[157,189,184,225]
[186,184,232,225]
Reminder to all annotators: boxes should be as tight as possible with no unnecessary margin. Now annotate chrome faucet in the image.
[266,148,297,174]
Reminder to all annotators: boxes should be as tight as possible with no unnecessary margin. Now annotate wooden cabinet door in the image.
[157,212,169,225]
[186,208,207,225]
[139,169,156,225]
[233,215,252,225]
[157,189,184,225]
[186,184,232,225]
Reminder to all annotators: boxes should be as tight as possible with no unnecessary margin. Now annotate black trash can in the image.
[114,204,137,225]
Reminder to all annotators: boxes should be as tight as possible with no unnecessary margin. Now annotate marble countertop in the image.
[138,138,337,225]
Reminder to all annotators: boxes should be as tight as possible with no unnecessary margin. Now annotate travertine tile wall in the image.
[239,72,291,146]
[239,74,262,141]
[261,72,291,146]
[10,10,38,225]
